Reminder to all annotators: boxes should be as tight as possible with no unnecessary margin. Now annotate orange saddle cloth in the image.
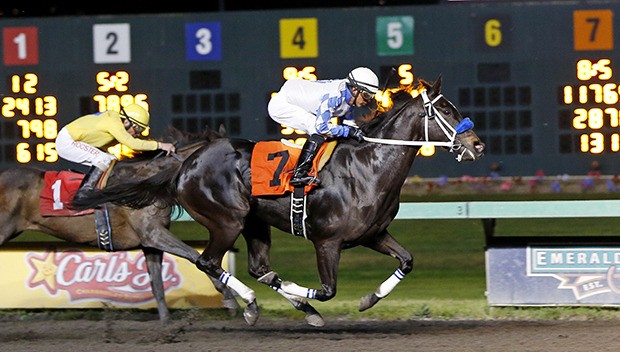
[250,140,336,196]
[40,171,95,217]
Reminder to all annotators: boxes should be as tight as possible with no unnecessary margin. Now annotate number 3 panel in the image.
[185,22,222,61]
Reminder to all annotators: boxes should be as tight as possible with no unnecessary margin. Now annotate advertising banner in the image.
[487,245,620,305]
[0,243,231,309]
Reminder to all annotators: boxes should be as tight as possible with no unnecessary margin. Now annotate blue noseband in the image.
[455,117,474,134]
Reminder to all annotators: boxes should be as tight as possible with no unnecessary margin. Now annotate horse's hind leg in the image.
[195,223,259,326]
[242,216,324,327]
[142,247,171,325]
[358,229,413,311]
[138,224,241,312]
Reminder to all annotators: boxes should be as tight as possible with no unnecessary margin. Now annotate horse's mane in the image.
[359,80,425,132]
[118,125,225,163]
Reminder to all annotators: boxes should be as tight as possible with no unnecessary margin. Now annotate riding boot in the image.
[290,134,325,186]
[73,166,105,203]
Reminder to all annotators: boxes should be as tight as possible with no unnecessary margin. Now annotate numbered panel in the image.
[4,3,620,177]
[93,23,131,64]
[376,16,414,56]
[573,9,614,51]
[475,14,512,50]
[185,22,222,61]
[1,72,59,164]
[279,18,318,58]
[3,27,39,66]
[559,58,620,155]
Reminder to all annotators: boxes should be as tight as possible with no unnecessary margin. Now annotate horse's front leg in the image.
[243,218,324,327]
[358,229,413,311]
[277,240,342,302]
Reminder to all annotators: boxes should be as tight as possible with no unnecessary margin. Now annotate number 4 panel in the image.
[279,18,318,59]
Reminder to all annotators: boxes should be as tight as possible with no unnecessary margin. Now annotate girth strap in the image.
[290,187,308,239]
[95,203,113,251]
[94,159,115,251]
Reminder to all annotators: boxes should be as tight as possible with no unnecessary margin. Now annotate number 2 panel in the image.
[93,23,131,64]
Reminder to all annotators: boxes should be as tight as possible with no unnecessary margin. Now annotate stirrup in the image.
[290,175,321,187]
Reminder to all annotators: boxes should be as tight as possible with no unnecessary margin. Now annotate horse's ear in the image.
[218,124,227,137]
[430,75,443,95]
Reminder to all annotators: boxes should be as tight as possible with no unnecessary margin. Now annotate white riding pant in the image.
[55,127,116,171]
[268,93,320,135]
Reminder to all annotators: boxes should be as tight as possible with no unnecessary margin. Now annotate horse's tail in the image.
[71,168,181,210]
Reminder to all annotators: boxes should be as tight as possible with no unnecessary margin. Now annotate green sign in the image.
[376,16,414,56]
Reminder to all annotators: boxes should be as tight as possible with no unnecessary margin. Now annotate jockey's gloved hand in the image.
[348,126,365,142]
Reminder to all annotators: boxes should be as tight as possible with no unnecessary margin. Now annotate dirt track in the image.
[2,315,620,352]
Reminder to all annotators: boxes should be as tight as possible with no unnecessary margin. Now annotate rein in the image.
[146,151,185,165]
[362,90,474,160]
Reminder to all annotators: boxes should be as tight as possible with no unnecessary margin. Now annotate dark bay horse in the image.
[0,127,239,324]
[74,76,485,326]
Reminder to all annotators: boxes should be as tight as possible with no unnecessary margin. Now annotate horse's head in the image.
[370,76,485,162]
[417,76,485,161]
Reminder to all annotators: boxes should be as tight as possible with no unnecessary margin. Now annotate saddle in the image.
[250,139,337,239]
[40,169,114,251]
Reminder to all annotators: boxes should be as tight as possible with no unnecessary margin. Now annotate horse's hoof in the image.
[222,297,241,310]
[257,271,279,286]
[243,300,260,326]
[243,310,258,326]
[359,293,381,311]
[305,313,325,327]
[159,317,172,326]
[158,311,172,325]
[300,301,324,327]
[223,298,240,317]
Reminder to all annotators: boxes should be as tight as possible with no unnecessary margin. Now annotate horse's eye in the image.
[419,112,425,117]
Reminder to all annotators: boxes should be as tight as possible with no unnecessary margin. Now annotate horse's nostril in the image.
[475,142,485,153]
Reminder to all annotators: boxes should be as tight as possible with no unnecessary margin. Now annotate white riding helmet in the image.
[347,67,379,94]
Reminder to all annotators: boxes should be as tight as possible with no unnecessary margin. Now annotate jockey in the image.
[268,66,379,186]
[55,103,176,202]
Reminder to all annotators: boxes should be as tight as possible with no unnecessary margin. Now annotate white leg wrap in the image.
[219,271,255,303]
[375,269,405,298]
[281,281,317,299]
[271,285,307,304]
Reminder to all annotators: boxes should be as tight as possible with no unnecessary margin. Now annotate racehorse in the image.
[73,76,485,326]
[0,127,240,325]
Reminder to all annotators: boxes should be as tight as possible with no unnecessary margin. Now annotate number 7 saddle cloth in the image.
[250,140,337,196]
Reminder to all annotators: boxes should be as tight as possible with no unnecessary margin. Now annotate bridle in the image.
[362,90,475,161]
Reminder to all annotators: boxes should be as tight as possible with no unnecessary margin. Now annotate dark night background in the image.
[0,1,447,17]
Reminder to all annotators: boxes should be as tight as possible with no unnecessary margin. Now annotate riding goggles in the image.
[120,107,147,134]
[359,90,375,102]
[130,121,146,134]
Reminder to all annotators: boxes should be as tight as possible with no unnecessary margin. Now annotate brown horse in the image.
[74,77,485,326]
[0,127,239,324]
